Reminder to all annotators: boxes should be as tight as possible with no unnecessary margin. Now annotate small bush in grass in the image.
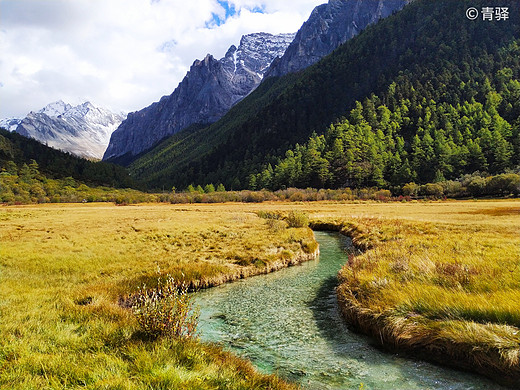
[486,173,520,196]
[286,211,309,228]
[256,210,283,220]
[374,189,392,201]
[402,182,419,197]
[441,180,464,197]
[289,191,305,202]
[421,183,444,198]
[466,176,488,196]
[131,276,199,340]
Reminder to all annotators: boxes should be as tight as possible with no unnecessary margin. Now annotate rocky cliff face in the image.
[103,32,295,162]
[15,101,125,160]
[265,0,408,78]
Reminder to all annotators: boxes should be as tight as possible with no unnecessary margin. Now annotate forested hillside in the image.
[0,128,135,188]
[130,0,519,191]
[251,71,520,189]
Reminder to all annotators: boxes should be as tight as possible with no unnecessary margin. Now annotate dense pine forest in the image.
[251,72,519,190]
[129,0,520,191]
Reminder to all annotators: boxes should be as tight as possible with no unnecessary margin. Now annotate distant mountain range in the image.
[2,101,125,160]
[103,32,295,162]
[4,1,408,166]
[4,0,517,194]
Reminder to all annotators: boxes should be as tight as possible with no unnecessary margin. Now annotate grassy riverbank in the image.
[309,201,520,386]
[1,200,518,388]
[0,203,315,389]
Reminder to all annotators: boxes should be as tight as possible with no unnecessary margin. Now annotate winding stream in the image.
[194,231,505,389]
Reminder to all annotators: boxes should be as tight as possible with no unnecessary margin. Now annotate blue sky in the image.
[217,0,238,23]
[210,1,266,27]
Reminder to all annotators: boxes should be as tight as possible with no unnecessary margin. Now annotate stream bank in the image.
[194,231,502,389]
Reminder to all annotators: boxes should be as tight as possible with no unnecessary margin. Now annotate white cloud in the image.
[0,0,324,118]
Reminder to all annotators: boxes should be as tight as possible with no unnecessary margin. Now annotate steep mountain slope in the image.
[251,81,520,190]
[0,128,135,188]
[103,32,295,163]
[14,101,124,160]
[265,0,408,78]
[129,0,519,190]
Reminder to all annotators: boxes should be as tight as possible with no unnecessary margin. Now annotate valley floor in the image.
[0,200,518,388]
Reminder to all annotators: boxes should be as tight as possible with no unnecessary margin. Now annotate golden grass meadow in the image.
[1,200,519,388]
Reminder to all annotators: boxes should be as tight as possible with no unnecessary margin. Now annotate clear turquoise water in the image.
[194,231,505,390]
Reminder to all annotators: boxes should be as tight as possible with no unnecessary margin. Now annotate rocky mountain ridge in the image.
[104,1,410,163]
[265,0,408,78]
[13,101,125,160]
[103,32,295,162]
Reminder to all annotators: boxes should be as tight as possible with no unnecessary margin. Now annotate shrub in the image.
[441,180,464,197]
[289,191,305,202]
[421,183,444,198]
[115,196,128,205]
[266,218,287,232]
[467,176,488,197]
[286,211,309,228]
[486,173,520,196]
[402,182,419,197]
[242,191,265,203]
[374,189,392,200]
[131,276,199,340]
[256,210,283,220]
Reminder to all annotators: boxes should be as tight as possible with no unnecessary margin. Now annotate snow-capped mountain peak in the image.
[235,32,296,77]
[10,101,126,160]
[38,100,72,117]
[62,101,93,119]
[103,31,295,161]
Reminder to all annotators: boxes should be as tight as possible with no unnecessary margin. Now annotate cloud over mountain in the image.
[0,0,322,118]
